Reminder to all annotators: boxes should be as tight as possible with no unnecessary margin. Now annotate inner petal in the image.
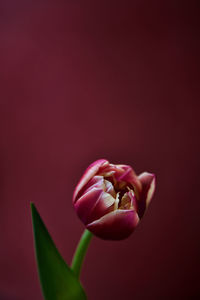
[104,179,116,198]
[118,193,132,210]
[118,189,137,210]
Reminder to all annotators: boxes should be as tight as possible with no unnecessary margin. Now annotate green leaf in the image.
[31,203,87,300]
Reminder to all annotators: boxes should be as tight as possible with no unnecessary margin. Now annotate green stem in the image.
[71,229,93,278]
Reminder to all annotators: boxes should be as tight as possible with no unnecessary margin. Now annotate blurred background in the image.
[0,1,199,299]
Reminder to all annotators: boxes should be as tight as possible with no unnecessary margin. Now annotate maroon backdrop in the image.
[0,1,199,299]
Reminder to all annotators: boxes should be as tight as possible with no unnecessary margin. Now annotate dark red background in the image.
[0,1,199,299]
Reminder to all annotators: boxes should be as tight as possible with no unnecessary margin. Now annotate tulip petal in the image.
[99,163,124,177]
[116,165,142,195]
[86,209,139,240]
[74,188,115,225]
[119,190,137,211]
[82,176,105,195]
[137,172,156,218]
[104,179,116,197]
[88,192,116,224]
[73,159,109,202]
[74,188,103,224]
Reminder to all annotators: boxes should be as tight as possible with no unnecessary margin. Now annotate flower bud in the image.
[73,159,155,240]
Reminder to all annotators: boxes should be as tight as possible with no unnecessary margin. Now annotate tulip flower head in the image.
[73,159,155,240]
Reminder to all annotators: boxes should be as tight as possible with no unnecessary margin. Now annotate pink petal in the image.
[82,176,105,195]
[104,179,116,197]
[97,163,117,175]
[137,172,156,218]
[116,165,142,194]
[88,192,116,223]
[86,209,139,240]
[74,188,103,224]
[74,188,115,225]
[73,159,108,202]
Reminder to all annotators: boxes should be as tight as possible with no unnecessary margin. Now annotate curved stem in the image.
[71,229,93,278]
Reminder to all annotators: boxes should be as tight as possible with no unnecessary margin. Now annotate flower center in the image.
[105,178,134,211]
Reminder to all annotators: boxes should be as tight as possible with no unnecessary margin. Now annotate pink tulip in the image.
[73,159,155,240]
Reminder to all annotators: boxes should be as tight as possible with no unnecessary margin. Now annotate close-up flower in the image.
[73,159,156,240]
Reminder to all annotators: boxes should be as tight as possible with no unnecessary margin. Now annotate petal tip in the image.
[73,159,109,202]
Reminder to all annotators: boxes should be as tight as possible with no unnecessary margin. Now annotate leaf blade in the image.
[31,203,87,300]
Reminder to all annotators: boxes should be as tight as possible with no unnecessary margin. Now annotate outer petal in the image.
[74,188,103,224]
[88,192,115,224]
[73,159,109,202]
[74,188,115,225]
[82,176,105,195]
[137,172,156,218]
[86,209,139,240]
[83,176,115,198]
